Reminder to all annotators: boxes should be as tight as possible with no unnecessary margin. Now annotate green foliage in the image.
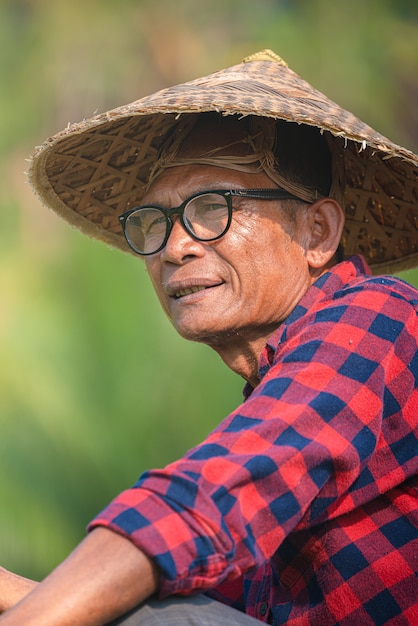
[0,0,417,579]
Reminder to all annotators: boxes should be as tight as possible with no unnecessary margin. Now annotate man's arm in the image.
[0,527,159,626]
[0,569,38,613]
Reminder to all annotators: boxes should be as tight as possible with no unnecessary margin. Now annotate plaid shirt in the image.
[90,256,418,625]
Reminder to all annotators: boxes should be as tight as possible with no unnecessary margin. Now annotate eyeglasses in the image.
[119,188,300,256]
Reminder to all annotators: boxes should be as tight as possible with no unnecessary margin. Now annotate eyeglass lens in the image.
[124,192,230,255]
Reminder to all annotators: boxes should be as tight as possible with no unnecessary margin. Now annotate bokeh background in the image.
[1,0,417,581]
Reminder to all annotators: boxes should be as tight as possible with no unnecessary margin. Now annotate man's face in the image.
[143,164,314,355]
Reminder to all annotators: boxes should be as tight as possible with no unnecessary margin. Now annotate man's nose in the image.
[160,217,205,263]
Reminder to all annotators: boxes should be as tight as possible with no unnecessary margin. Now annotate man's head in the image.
[137,115,344,362]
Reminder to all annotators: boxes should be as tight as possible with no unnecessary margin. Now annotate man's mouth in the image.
[164,279,224,300]
[174,286,206,299]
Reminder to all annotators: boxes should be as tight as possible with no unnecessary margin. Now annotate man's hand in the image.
[0,527,159,625]
[0,568,38,613]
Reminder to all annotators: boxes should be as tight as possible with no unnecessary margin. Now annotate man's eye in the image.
[131,211,165,235]
[202,202,225,215]
[192,201,227,220]
[145,215,166,234]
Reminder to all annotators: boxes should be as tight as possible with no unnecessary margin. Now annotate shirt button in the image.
[259,602,269,616]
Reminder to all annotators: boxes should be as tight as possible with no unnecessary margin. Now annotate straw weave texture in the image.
[29,50,418,273]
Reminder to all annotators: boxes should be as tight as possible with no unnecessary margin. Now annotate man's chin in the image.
[173,321,230,348]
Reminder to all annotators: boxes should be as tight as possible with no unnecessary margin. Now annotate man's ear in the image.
[305,198,345,269]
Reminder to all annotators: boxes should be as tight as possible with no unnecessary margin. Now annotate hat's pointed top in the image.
[243,49,288,66]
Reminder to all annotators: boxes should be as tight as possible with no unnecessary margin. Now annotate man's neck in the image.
[209,332,274,387]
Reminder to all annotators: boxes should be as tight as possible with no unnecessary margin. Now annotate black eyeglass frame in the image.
[118,188,300,256]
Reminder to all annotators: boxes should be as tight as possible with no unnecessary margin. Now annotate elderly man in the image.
[0,50,417,625]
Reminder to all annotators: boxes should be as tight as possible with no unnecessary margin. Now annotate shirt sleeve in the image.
[88,277,418,599]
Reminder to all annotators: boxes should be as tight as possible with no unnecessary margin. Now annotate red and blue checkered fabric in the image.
[90,256,417,625]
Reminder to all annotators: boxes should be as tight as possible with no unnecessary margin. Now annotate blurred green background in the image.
[0,0,417,581]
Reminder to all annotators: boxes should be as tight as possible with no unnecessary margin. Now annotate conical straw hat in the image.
[29,49,418,274]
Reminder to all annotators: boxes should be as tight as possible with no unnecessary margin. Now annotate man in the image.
[0,50,417,625]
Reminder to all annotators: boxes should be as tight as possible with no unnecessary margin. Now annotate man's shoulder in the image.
[266,258,418,360]
[282,262,417,343]
[314,256,418,315]
[332,272,418,307]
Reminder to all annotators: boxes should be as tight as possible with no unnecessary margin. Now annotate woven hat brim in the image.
[29,50,418,274]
